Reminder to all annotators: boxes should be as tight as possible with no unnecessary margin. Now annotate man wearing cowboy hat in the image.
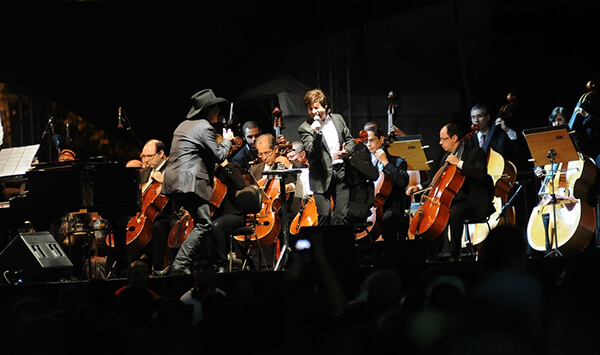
[162,89,235,275]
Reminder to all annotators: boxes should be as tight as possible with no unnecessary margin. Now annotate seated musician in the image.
[347,137,379,239]
[406,123,494,262]
[363,126,411,241]
[134,139,180,275]
[231,120,261,170]
[248,133,303,270]
[210,158,247,272]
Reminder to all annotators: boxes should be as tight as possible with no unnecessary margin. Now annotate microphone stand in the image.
[119,108,144,149]
[262,168,303,271]
[496,182,523,223]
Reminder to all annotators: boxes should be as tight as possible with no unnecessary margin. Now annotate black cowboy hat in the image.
[187,89,228,118]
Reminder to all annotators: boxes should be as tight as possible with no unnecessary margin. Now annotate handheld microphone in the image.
[117,107,123,129]
[313,114,321,133]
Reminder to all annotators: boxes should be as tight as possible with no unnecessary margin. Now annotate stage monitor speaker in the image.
[0,231,73,284]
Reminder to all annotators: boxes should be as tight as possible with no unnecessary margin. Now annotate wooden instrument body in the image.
[234,177,282,248]
[290,195,318,235]
[409,164,465,240]
[526,156,597,255]
[356,171,393,240]
[460,148,517,247]
[120,179,169,254]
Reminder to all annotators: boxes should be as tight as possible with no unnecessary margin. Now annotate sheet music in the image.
[0,145,40,177]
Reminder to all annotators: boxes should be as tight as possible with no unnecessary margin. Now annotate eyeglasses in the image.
[471,114,485,119]
[140,152,158,160]
[365,138,379,144]
[257,150,274,158]
[439,136,451,142]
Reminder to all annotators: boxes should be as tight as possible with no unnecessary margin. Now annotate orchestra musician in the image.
[298,88,356,226]
[364,125,411,241]
[231,120,261,171]
[210,158,247,272]
[406,123,495,261]
[162,89,235,275]
[248,133,302,270]
[467,103,522,165]
[134,139,182,275]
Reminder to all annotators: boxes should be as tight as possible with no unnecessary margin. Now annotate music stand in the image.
[387,135,432,171]
[262,168,303,271]
[523,125,580,257]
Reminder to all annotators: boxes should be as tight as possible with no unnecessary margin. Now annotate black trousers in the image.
[314,164,350,226]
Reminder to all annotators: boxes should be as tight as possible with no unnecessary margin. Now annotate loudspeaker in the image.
[0,232,73,283]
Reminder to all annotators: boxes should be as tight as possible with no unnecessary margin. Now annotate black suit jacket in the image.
[380,151,411,216]
[422,145,495,219]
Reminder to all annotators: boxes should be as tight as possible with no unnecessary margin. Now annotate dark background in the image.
[1,0,599,159]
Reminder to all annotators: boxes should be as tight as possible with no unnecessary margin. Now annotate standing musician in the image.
[232,120,261,171]
[406,123,495,261]
[364,126,411,241]
[248,133,302,270]
[298,88,356,226]
[468,103,523,166]
[162,89,235,276]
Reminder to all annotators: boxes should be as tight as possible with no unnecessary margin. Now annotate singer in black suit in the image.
[407,123,495,261]
[298,89,356,226]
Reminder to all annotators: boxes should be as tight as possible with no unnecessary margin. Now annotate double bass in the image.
[526,83,598,256]
[461,94,518,247]
[409,124,479,240]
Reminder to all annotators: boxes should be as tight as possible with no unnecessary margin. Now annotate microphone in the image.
[313,114,321,133]
[117,107,123,129]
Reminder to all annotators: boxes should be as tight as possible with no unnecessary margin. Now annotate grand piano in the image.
[2,160,141,277]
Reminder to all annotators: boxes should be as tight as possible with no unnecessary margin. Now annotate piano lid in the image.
[10,161,142,219]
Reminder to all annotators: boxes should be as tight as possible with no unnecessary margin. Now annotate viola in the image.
[409,124,479,240]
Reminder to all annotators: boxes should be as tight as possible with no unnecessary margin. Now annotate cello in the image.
[117,176,169,254]
[409,124,479,240]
